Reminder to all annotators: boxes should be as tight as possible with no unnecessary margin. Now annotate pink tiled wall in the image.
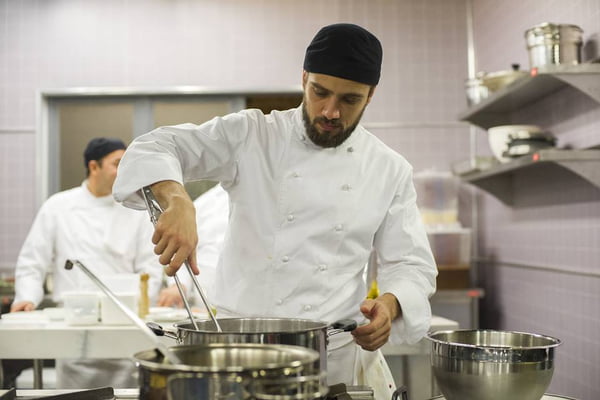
[472,1,600,399]
[0,2,469,265]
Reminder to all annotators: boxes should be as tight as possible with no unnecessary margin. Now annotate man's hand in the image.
[351,293,401,351]
[150,181,199,276]
[10,301,35,312]
[156,284,185,308]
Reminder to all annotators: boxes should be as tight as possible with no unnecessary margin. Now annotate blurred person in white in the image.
[10,137,164,389]
[156,183,229,308]
[113,24,437,399]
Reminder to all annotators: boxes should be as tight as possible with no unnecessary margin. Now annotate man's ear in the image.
[302,70,309,89]
[366,86,377,105]
[88,160,99,174]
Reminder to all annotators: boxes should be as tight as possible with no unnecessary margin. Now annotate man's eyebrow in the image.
[311,82,365,99]
[310,82,331,93]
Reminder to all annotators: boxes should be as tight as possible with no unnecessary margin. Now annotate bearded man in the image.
[113,23,436,398]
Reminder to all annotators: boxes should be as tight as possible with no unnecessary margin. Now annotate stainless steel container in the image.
[525,23,583,69]
[427,330,561,400]
[134,343,324,400]
[464,76,488,106]
[151,317,356,377]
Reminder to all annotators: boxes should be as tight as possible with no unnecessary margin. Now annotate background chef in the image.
[113,23,437,396]
[10,137,165,388]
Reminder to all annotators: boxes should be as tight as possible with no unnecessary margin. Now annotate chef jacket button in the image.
[276,299,283,305]
[292,172,300,178]
[319,264,327,271]
[347,147,354,153]
[303,305,312,311]
[335,224,343,232]
[287,214,295,222]
[282,256,289,263]
[341,184,351,191]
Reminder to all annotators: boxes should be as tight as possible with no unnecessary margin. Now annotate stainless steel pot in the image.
[427,330,561,400]
[134,343,325,400]
[148,318,357,376]
[525,22,583,69]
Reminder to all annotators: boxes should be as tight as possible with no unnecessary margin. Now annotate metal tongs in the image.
[141,186,222,332]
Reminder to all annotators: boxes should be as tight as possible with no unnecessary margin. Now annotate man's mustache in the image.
[314,117,342,128]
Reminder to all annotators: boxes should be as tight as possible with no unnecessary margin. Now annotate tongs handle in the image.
[141,186,222,333]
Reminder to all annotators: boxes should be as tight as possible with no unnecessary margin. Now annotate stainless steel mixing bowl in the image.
[427,330,561,400]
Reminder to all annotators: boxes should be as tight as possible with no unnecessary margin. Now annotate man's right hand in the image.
[10,301,35,312]
[150,180,199,276]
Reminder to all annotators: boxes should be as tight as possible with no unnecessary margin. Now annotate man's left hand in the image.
[156,284,185,308]
[351,293,401,351]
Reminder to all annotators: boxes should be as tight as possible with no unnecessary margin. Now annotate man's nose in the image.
[322,98,341,120]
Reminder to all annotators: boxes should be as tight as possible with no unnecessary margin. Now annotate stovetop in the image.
[0,385,374,400]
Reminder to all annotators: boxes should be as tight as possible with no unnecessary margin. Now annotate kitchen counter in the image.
[0,315,458,359]
[0,321,169,359]
[0,314,458,390]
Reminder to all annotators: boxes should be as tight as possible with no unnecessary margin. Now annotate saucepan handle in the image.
[147,322,179,340]
[392,386,409,400]
[326,319,358,337]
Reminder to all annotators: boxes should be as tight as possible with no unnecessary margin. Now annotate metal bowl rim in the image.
[426,329,562,350]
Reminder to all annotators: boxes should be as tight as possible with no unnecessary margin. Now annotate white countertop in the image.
[0,313,458,359]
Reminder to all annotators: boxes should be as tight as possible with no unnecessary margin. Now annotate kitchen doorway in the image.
[38,88,302,204]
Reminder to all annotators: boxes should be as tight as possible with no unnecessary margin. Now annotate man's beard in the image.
[302,103,365,148]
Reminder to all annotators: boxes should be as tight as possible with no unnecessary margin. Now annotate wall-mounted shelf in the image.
[458,64,600,129]
[456,149,600,205]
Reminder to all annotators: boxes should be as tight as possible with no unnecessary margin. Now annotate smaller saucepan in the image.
[135,343,324,400]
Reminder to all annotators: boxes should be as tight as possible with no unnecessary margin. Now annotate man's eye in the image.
[313,89,327,97]
[344,97,361,105]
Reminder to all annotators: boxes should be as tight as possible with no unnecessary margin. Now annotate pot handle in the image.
[327,319,357,337]
[391,386,409,400]
[146,322,178,340]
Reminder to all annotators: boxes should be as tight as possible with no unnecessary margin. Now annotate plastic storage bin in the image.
[413,170,459,227]
[428,227,472,289]
[62,291,100,325]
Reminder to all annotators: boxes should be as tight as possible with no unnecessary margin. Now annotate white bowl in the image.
[488,125,542,163]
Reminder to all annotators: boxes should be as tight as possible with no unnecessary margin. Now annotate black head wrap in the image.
[83,137,126,167]
[303,23,383,85]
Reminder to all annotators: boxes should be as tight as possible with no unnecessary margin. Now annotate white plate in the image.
[1,310,49,324]
[145,307,207,323]
[43,307,66,321]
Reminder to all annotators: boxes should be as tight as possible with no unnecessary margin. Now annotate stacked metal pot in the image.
[139,318,357,400]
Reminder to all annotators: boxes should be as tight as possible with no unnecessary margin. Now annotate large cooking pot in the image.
[148,318,357,376]
[525,22,583,69]
[134,343,325,400]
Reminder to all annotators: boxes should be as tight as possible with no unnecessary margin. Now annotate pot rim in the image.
[134,343,320,374]
[174,317,330,334]
[426,329,562,350]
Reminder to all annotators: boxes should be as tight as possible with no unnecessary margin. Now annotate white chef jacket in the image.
[114,105,437,346]
[14,181,163,306]
[13,181,164,389]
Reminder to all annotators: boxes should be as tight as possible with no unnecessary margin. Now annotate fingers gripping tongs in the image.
[141,186,222,332]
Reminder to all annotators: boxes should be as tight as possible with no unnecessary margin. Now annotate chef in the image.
[113,23,437,397]
[11,137,164,388]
